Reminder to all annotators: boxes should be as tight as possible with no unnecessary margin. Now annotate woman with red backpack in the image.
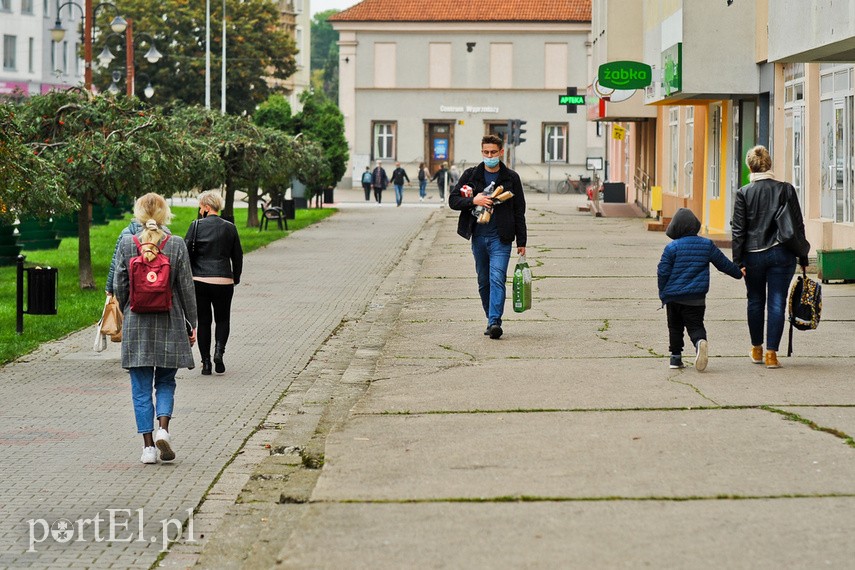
[113,193,198,465]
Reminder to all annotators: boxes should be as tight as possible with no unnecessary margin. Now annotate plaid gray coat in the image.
[113,233,198,369]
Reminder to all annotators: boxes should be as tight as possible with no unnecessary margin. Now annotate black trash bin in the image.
[323,187,335,204]
[283,199,296,220]
[26,266,58,315]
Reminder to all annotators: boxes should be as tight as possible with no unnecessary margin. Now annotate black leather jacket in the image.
[731,178,809,267]
[184,215,243,284]
[448,161,527,246]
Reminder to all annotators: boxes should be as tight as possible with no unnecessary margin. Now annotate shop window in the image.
[819,64,854,223]
[684,108,694,198]
[669,107,679,195]
[373,122,396,160]
[544,124,567,162]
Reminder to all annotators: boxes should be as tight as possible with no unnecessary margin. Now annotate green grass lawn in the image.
[0,206,335,365]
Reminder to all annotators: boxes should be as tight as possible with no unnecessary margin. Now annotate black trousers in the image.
[374,187,383,203]
[362,182,372,201]
[194,281,235,359]
[666,302,706,355]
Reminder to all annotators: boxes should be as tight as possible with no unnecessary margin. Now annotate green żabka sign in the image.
[598,61,652,90]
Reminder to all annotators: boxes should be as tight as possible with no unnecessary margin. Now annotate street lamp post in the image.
[96,19,162,97]
[51,0,127,91]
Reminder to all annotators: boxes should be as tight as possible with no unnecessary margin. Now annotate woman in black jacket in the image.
[185,191,244,375]
[731,145,809,369]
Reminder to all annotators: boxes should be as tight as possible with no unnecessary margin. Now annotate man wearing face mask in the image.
[449,134,527,339]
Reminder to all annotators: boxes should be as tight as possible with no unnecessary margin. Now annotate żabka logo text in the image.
[27,508,195,553]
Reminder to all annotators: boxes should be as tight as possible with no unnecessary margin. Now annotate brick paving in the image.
[0,199,435,568]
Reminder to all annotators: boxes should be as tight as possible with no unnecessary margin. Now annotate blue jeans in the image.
[394,184,404,205]
[743,245,797,351]
[471,234,512,327]
[129,367,177,434]
[419,180,427,198]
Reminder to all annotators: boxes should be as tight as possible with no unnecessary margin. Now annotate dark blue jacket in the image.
[657,208,742,305]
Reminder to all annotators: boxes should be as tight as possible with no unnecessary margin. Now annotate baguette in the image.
[490,185,505,198]
[493,191,514,203]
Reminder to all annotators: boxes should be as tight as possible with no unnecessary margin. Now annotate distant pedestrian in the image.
[371,160,388,204]
[185,191,243,376]
[431,161,451,201]
[417,162,429,202]
[113,193,197,465]
[390,162,410,207]
[450,164,460,186]
[731,145,810,369]
[361,166,372,201]
[449,135,527,339]
[657,208,743,371]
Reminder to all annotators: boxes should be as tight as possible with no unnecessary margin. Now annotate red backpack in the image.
[129,234,173,313]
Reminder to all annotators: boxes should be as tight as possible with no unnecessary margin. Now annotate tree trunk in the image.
[222,170,235,223]
[77,192,95,290]
[246,180,260,228]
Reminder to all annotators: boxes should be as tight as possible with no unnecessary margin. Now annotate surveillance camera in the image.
[466,42,476,53]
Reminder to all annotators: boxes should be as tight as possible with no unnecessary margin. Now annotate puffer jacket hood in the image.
[666,208,701,240]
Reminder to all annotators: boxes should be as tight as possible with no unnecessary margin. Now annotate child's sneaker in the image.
[669,355,684,369]
[695,339,708,372]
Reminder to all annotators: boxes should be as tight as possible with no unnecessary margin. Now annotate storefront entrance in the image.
[425,122,454,174]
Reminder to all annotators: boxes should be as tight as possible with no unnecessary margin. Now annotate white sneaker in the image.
[695,339,708,372]
[154,428,175,461]
[140,446,157,464]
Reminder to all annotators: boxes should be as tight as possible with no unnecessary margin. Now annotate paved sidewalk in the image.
[0,198,436,568]
[191,191,855,568]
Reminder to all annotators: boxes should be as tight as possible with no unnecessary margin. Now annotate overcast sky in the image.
[310,0,358,17]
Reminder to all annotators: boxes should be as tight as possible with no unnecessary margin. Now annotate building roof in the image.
[329,0,591,23]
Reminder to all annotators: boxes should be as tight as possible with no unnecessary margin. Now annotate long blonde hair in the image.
[133,193,173,262]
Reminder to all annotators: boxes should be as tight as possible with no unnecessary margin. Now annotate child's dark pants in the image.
[666,302,707,354]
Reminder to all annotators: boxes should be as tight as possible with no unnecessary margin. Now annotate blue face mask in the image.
[483,157,500,168]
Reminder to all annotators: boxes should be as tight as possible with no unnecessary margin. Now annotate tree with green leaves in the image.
[291,90,348,199]
[15,90,197,288]
[93,0,298,115]
[0,105,72,225]
[311,10,340,101]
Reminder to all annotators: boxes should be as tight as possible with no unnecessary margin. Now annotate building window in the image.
[669,107,679,195]
[294,0,302,13]
[374,43,396,88]
[50,39,56,72]
[3,35,16,70]
[74,42,80,75]
[819,63,854,223]
[429,42,450,89]
[1,0,11,11]
[544,43,567,90]
[489,43,512,89]
[43,0,48,14]
[295,27,303,67]
[373,122,396,160]
[22,0,33,13]
[544,124,567,162]
[28,37,33,73]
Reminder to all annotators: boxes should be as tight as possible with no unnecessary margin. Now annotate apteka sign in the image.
[598,61,652,90]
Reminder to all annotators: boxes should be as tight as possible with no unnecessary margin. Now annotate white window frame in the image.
[373,121,396,160]
[669,107,680,195]
[684,107,694,198]
[544,123,567,163]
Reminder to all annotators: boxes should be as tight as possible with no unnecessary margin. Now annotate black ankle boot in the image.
[213,343,225,373]
[201,358,212,375]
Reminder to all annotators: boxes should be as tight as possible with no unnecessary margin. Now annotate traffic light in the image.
[511,119,527,146]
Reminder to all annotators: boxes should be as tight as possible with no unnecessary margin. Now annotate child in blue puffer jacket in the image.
[658,208,742,371]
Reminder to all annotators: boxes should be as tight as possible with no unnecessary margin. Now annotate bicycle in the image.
[556,173,590,194]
